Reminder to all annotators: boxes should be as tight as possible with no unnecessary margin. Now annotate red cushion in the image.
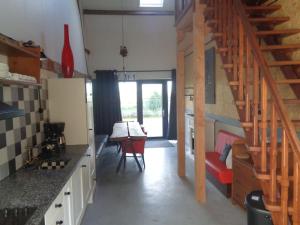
[205,152,233,184]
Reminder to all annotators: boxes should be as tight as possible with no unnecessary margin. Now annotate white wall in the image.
[84,15,176,74]
[0,0,87,74]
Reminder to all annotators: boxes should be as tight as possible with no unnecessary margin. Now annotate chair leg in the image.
[116,153,125,173]
[133,152,142,172]
[117,143,121,154]
[123,154,126,170]
[142,154,145,169]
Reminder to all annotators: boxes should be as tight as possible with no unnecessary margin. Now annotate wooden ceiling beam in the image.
[83,9,174,16]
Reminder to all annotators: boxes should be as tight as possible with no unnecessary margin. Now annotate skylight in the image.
[139,0,164,7]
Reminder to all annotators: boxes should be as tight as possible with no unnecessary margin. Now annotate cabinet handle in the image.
[86,154,91,157]
[82,165,87,168]
[56,221,63,225]
[64,192,71,196]
[55,203,62,208]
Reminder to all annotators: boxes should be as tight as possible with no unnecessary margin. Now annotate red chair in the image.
[116,137,146,172]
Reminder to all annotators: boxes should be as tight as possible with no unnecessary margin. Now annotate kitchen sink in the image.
[0,207,36,225]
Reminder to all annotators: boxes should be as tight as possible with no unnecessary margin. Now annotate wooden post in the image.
[177,30,186,177]
[193,2,206,203]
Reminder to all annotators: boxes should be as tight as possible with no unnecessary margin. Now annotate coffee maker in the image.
[43,122,66,153]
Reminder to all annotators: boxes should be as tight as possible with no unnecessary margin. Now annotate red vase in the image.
[61,24,74,78]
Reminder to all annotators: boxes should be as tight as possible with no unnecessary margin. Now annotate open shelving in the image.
[0,34,41,85]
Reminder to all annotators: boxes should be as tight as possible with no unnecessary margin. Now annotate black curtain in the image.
[93,70,122,135]
[168,69,177,140]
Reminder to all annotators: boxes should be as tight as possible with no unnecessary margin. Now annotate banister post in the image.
[193,0,206,203]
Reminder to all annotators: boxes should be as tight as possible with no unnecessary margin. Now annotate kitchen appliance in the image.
[43,122,66,153]
[0,207,36,225]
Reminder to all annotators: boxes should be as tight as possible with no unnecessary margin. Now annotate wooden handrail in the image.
[204,0,300,223]
[233,0,300,161]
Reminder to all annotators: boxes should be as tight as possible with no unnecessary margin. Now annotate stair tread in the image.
[212,30,299,37]
[261,44,300,51]
[205,5,282,14]
[244,5,282,13]
[255,29,300,37]
[218,44,300,53]
[224,61,300,68]
[207,17,289,26]
[229,79,300,85]
[269,60,300,66]
[249,17,290,25]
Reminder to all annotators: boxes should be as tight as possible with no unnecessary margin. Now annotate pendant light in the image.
[119,0,129,81]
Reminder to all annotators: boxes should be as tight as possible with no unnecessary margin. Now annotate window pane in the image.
[119,82,137,121]
[142,83,163,137]
[140,0,164,7]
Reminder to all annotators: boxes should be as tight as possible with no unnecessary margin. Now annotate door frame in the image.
[137,80,169,138]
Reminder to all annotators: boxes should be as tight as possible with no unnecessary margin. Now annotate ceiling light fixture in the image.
[119,0,129,81]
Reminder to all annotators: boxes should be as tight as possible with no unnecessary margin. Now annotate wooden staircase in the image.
[202,0,300,224]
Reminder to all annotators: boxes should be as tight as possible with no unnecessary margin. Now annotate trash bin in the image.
[245,191,273,225]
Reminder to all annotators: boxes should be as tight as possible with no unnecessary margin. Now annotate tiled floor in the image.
[81,144,246,225]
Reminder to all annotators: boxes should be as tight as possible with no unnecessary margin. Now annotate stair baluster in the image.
[203,0,300,224]
[270,102,278,203]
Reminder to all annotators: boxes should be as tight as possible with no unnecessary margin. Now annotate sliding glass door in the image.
[137,80,169,138]
[119,80,170,138]
[141,83,163,137]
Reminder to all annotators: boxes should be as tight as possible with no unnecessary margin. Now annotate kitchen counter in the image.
[0,145,88,225]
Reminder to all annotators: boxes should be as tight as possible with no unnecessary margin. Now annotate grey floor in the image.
[81,144,246,225]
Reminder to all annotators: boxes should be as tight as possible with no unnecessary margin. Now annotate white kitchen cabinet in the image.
[44,188,64,225]
[185,114,194,155]
[63,180,74,225]
[81,156,91,205]
[72,165,84,225]
[185,115,191,151]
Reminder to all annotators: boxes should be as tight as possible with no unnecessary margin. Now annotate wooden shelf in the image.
[0,34,41,83]
[0,35,39,58]
[0,78,41,87]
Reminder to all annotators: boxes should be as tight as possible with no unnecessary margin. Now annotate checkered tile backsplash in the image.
[0,78,49,181]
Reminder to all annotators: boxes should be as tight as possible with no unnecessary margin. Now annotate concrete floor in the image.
[81,144,246,225]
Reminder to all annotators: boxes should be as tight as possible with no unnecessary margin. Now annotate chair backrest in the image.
[120,138,146,154]
[215,130,242,154]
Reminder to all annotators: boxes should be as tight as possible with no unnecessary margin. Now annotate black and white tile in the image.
[0,79,48,181]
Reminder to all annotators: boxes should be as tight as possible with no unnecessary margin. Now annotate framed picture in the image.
[205,47,216,104]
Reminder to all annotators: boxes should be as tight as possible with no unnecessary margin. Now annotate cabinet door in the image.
[87,139,96,179]
[81,156,91,204]
[72,166,84,225]
[44,190,64,225]
[63,179,74,225]
[185,116,191,150]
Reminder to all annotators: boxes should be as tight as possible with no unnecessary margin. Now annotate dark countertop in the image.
[0,145,88,225]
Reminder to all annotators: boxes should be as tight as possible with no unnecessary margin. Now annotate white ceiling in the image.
[81,0,175,11]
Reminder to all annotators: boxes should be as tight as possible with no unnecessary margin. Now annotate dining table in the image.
[110,121,147,172]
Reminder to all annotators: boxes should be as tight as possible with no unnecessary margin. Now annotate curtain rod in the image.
[116,69,173,73]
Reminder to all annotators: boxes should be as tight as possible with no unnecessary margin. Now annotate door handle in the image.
[55,203,62,208]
